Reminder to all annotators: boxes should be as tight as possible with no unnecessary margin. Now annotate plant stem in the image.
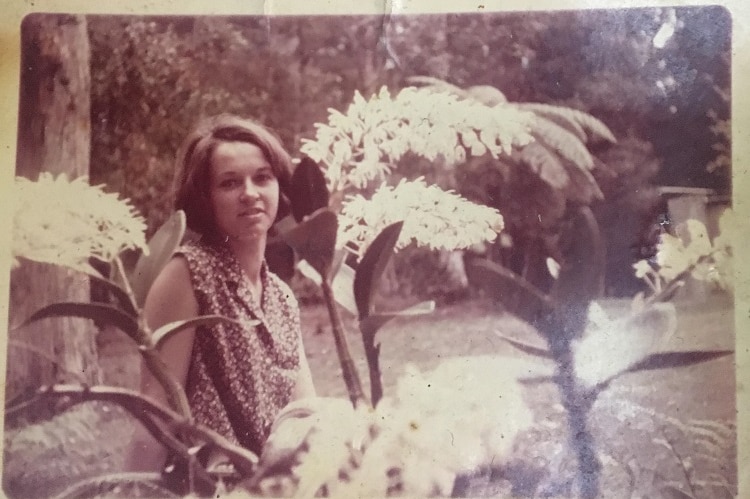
[558,356,601,498]
[112,256,139,313]
[320,279,368,407]
[361,330,383,406]
[541,309,601,498]
[111,258,192,418]
[139,342,193,419]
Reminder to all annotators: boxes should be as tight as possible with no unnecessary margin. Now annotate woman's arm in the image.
[124,256,199,472]
[291,334,316,400]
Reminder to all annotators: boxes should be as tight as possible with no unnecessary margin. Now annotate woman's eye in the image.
[255,173,275,184]
[220,179,241,188]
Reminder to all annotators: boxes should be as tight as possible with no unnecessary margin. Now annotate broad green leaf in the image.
[130,210,186,307]
[359,300,435,340]
[575,302,676,388]
[466,84,508,106]
[330,263,358,315]
[517,103,617,144]
[531,116,594,170]
[152,315,247,349]
[280,209,337,278]
[353,222,403,319]
[289,156,330,222]
[529,108,588,143]
[623,350,733,375]
[520,141,570,190]
[21,302,139,339]
[494,332,552,359]
[563,157,604,202]
[88,273,137,316]
[265,239,296,283]
[466,259,555,323]
[406,75,468,99]
[660,484,696,499]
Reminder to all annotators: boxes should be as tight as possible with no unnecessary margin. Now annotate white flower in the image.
[338,178,504,253]
[12,173,148,274]
[300,85,534,193]
[632,259,653,279]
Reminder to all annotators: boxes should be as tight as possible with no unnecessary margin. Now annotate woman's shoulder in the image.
[145,255,199,320]
[176,239,214,262]
[176,240,228,276]
[265,267,299,310]
[153,254,192,287]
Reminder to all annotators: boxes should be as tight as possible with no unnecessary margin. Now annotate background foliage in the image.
[87,7,730,297]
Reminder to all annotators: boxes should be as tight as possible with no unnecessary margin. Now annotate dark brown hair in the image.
[174,114,293,238]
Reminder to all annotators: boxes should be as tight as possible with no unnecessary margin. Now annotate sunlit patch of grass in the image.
[3,402,134,498]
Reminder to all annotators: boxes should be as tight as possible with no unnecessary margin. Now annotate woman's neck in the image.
[226,234,266,289]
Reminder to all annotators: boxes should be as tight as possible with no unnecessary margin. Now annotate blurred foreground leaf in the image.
[353,222,403,319]
[21,302,139,339]
[289,156,329,222]
[130,210,186,307]
[280,209,337,279]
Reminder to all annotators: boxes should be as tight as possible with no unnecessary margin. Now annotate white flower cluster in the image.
[633,210,733,294]
[338,178,505,253]
[12,173,148,274]
[300,86,534,192]
[257,356,540,497]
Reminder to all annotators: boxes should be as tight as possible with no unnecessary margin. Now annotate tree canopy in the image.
[88,8,730,235]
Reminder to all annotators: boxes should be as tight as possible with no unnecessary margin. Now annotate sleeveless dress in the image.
[176,240,301,455]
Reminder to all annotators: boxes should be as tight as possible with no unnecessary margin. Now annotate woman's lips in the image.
[239,207,264,217]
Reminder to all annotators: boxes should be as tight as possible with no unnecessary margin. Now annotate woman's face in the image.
[209,141,279,241]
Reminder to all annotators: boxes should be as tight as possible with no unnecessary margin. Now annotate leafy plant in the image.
[464,209,734,497]
[9,175,260,496]
[632,210,733,303]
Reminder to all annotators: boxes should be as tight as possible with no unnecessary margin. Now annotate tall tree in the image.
[8,14,100,402]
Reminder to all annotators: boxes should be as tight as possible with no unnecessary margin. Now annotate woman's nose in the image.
[240,179,259,200]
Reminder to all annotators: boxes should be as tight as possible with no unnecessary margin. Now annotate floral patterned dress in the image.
[176,240,301,454]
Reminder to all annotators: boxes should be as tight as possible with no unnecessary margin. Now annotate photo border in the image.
[0,1,747,496]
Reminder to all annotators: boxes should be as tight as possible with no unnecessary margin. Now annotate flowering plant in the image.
[301,86,533,193]
[12,173,148,274]
[633,209,733,301]
[298,85,539,254]
[338,177,504,252]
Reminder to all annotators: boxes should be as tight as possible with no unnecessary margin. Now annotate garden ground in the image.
[2,294,736,498]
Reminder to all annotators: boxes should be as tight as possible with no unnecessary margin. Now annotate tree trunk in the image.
[7,14,100,404]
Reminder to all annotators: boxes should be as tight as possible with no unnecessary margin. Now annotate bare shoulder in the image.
[268,271,299,310]
[145,256,199,329]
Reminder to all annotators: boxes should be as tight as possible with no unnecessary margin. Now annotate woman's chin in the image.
[232,227,269,242]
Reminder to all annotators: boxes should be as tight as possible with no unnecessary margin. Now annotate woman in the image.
[127,114,315,473]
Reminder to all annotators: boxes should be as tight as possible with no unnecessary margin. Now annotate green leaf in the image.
[88,273,137,316]
[660,485,695,499]
[531,115,594,170]
[265,238,296,283]
[563,156,604,203]
[494,332,552,359]
[466,259,555,323]
[517,103,617,144]
[359,300,435,339]
[520,142,570,190]
[353,222,403,319]
[624,350,733,375]
[152,315,247,349]
[279,209,338,279]
[130,210,186,307]
[406,75,468,98]
[330,262,358,315]
[466,84,508,106]
[21,302,139,339]
[289,156,330,222]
